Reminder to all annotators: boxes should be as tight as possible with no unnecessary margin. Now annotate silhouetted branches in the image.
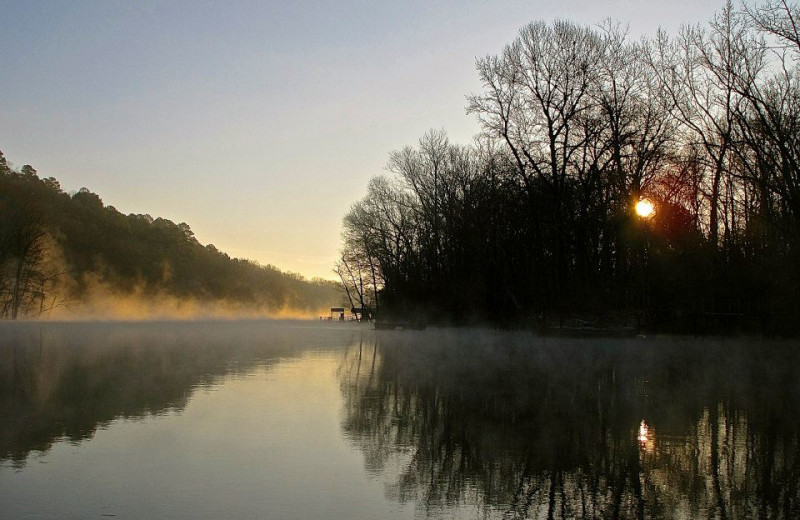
[340,2,800,330]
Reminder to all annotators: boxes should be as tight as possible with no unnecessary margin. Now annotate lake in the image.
[1,321,798,519]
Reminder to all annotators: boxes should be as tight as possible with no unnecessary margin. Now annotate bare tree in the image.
[647,7,751,247]
[0,203,62,319]
[745,0,800,52]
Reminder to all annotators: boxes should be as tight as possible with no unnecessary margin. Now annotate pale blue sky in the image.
[1,0,725,279]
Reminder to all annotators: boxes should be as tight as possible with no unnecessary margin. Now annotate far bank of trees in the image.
[0,152,341,319]
[0,157,61,318]
[339,1,800,331]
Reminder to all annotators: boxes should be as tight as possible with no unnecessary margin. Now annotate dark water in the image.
[1,322,798,519]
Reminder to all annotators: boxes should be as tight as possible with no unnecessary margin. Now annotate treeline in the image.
[0,152,341,319]
[339,1,800,331]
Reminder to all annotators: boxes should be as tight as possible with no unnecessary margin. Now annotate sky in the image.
[0,0,726,280]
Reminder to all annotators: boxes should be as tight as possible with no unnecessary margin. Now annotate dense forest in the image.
[338,1,800,333]
[0,151,341,319]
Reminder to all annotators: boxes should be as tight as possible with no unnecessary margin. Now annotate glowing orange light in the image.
[638,420,655,453]
[638,421,649,443]
[636,199,655,218]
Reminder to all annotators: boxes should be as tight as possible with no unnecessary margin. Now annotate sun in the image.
[636,199,655,219]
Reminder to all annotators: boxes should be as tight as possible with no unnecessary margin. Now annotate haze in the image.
[0,0,723,279]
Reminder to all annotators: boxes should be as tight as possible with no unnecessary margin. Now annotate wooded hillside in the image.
[0,151,341,319]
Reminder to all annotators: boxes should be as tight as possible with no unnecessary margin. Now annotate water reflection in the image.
[0,320,360,467]
[638,420,655,454]
[340,332,800,519]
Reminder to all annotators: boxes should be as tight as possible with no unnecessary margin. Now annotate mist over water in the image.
[43,274,335,321]
[343,331,800,519]
[1,322,798,519]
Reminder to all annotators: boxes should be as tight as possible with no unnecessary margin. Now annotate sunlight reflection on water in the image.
[1,322,798,519]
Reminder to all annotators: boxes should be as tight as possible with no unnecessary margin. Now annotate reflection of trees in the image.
[341,333,800,518]
[0,321,357,466]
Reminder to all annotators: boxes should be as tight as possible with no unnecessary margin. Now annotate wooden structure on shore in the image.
[320,307,367,322]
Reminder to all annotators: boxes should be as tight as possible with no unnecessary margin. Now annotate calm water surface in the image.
[1,321,798,519]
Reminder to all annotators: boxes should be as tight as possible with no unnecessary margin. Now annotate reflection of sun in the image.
[638,421,648,442]
[636,199,655,218]
[638,420,655,453]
